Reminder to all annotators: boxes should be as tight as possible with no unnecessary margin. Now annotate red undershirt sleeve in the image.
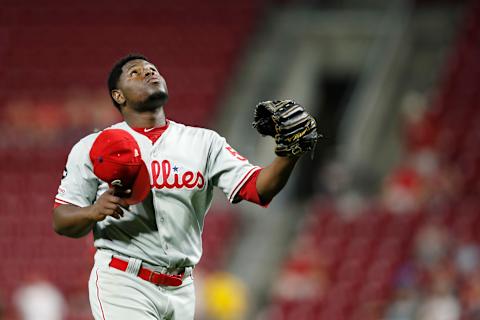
[237,169,270,207]
[53,199,76,209]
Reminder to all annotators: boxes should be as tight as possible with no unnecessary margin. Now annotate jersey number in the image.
[225,146,247,161]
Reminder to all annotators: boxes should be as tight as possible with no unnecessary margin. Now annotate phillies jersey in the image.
[55,120,261,268]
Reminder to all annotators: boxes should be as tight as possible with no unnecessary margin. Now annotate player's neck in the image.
[122,107,167,128]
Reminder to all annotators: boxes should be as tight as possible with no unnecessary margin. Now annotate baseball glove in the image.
[252,100,320,157]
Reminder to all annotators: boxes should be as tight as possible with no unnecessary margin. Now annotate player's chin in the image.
[149,82,168,97]
[150,89,168,104]
[139,90,168,110]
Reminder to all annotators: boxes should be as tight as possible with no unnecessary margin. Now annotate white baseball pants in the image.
[88,250,195,320]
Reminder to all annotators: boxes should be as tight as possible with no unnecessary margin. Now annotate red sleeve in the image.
[53,198,74,209]
[237,169,270,207]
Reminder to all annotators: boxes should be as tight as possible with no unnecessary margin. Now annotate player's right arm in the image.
[53,187,128,238]
[53,135,129,238]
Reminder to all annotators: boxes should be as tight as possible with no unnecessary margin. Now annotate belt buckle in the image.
[147,268,184,287]
[148,270,160,284]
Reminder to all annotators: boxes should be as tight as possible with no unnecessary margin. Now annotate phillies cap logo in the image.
[111,179,124,187]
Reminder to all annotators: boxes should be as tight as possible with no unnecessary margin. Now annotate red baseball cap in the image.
[89,129,150,205]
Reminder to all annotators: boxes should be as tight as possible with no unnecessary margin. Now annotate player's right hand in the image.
[89,187,130,221]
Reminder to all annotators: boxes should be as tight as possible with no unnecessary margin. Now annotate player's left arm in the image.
[251,100,320,203]
[209,99,318,205]
[255,155,299,203]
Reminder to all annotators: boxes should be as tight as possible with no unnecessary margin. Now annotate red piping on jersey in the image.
[96,269,107,320]
[54,198,75,209]
[229,166,262,202]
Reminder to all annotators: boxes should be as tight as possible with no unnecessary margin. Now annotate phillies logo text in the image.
[151,160,205,190]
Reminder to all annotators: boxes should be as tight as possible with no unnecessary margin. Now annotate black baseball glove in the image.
[252,100,320,157]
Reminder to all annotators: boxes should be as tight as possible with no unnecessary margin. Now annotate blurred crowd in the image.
[257,83,480,320]
[385,218,480,320]
[383,91,480,320]
[0,271,248,320]
[0,90,121,148]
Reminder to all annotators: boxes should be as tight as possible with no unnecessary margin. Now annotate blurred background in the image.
[0,0,477,319]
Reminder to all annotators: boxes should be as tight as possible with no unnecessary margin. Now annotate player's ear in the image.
[112,89,126,105]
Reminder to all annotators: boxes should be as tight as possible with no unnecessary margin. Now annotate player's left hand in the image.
[252,100,321,157]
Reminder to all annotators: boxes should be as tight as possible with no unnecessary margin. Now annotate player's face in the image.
[117,59,169,111]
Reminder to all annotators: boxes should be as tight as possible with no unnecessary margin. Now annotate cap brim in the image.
[125,161,151,205]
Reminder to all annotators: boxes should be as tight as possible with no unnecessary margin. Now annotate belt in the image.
[109,256,184,287]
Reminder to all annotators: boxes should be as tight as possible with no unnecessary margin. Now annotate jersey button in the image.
[160,217,165,223]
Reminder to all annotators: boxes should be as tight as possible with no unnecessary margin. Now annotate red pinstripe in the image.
[95,269,107,320]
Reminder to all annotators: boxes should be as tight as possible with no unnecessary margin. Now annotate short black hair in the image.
[107,54,149,109]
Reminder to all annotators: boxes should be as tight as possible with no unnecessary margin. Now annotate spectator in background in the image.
[414,221,450,270]
[381,90,458,215]
[385,286,419,320]
[381,161,424,214]
[381,148,436,214]
[381,147,458,215]
[416,264,460,320]
[13,275,67,320]
[455,239,479,277]
[401,91,436,152]
[272,233,329,302]
[460,268,480,318]
[202,271,248,320]
[384,262,420,320]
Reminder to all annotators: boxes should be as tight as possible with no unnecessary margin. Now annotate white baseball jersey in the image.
[55,120,261,269]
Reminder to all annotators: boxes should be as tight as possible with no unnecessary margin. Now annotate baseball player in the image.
[53,54,319,320]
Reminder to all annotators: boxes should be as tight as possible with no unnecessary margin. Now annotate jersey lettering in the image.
[151,160,205,190]
[225,146,247,161]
